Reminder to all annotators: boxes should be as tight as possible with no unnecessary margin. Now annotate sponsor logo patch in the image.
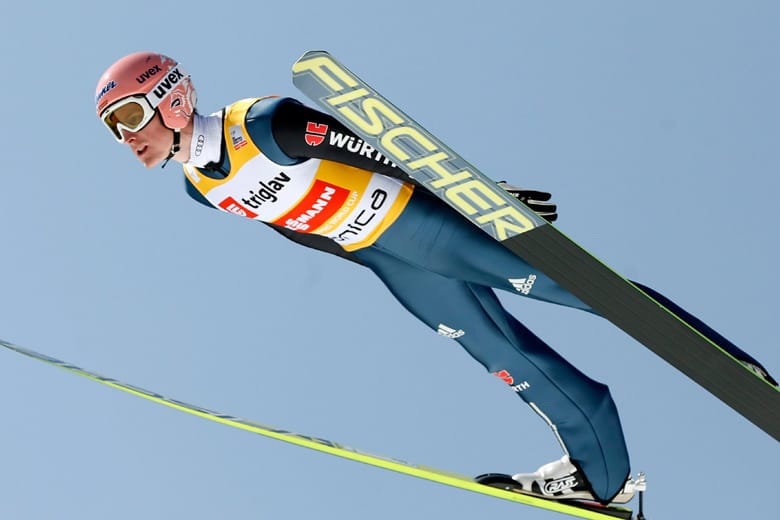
[492,370,514,385]
[327,130,396,165]
[274,180,350,232]
[151,67,185,100]
[493,370,531,392]
[194,134,205,157]
[509,275,537,295]
[437,324,465,339]
[543,476,579,495]
[95,80,117,105]
[219,197,258,218]
[136,65,163,84]
[305,121,328,146]
[238,173,291,209]
[230,125,248,150]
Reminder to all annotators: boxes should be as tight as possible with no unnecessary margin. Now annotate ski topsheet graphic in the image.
[291,50,780,441]
[0,339,634,520]
[291,53,549,243]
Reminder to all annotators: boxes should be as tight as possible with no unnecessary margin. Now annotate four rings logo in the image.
[194,134,205,157]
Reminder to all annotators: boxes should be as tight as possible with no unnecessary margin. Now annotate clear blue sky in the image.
[1,1,777,519]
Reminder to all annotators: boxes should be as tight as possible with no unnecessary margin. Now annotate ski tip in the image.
[296,49,329,60]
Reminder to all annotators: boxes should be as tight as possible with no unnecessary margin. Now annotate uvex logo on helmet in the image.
[151,67,185,101]
[136,65,163,84]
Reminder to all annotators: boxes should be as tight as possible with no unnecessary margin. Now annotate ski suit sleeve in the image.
[268,98,420,185]
[268,98,559,221]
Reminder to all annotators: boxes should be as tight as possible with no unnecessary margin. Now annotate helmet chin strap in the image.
[161,129,181,169]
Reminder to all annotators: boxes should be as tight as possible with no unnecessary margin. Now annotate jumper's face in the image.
[119,112,174,168]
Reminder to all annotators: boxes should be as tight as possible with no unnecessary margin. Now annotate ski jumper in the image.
[182,96,763,503]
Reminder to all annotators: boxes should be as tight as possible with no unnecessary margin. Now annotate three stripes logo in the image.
[437,324,465,339]
[509,274,537,295]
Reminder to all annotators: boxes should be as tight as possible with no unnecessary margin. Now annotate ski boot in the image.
[510,455,644,504]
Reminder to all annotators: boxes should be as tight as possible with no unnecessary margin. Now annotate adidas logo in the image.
[509,275,537,295]
[437,324,465,339]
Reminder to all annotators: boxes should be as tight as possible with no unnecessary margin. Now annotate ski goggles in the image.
[100,95,157,142]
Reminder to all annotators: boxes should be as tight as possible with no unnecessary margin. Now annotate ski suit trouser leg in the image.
[352,191,630,501]
[354,190,765,501]
[352,243,630,502]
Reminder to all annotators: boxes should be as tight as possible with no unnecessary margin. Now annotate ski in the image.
[0,338,634,520]
[291,50,780,441]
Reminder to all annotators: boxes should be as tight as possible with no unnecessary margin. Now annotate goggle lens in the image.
[101,97,156,142]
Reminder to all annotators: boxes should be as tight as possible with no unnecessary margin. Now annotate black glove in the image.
[497,181,558,222]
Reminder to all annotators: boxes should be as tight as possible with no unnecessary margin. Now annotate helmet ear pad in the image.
[160,81,197,130]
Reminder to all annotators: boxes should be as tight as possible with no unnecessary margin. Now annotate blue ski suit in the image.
[182,96,765,503]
